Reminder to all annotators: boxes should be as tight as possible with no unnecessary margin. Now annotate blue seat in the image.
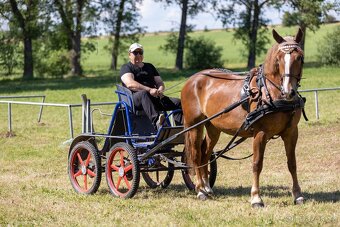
[115,84,157,135]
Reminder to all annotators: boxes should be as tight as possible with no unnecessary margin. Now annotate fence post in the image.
[86,99,91,133]
[38,96,46,123]
[81,94,87,133]
[68,105,74,139]
[8,103,12,133]
[314,91,319,120]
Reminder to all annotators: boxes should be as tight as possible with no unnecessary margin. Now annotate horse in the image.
[181,28,305,207]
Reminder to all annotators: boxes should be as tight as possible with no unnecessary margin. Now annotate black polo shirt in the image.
[120,62,160,89]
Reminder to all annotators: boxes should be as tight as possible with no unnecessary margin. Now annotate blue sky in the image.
[138,0,284,32]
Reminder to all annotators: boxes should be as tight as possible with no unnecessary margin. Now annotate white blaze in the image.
[283,53,291,94]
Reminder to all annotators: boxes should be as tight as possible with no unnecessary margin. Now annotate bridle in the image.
[263,43,304,98]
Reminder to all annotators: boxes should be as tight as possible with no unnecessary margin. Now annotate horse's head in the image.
[265,28,304,100]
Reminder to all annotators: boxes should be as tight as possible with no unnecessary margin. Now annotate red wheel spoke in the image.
[124,164,132,173]
[74,169,82,178]
[116,176,122,189]
[123,176,131,189]
[87,169,96,177]
[85,152,91,166]
[84,175,88,191]
[120,151,125,167]
[77,153,84,165]
[110,164,120,172]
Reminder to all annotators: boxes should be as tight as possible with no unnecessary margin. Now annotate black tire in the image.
[68,141,101,194]
[181,153,217,191]
[105,142,140,198]
[142,158,174,189]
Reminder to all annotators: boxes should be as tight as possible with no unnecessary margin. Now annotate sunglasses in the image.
[131,50,143,56]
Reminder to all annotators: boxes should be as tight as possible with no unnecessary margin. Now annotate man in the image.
[120,43,182,129]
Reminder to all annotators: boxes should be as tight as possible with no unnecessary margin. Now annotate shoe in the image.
[156,114,165,130]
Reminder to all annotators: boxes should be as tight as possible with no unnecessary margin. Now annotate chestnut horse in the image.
[181,28,305,207]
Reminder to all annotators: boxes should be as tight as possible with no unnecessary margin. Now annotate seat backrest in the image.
[116,84,134,113]
[115,84,156,135]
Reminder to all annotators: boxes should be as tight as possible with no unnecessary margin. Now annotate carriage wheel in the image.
[106,142,140,198]
[68,141,101,194]
[181,153,217,191]
[142,158,174,189]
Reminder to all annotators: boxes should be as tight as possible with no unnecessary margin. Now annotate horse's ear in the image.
[294,27,304,44]
[272,29,285,44]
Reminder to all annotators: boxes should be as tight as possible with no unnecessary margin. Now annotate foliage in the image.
[185,36,223,69]
[101,0,145,70]
[213,0,280,69]
[34,48,70,78]
[317,26,340,66]
[0,31,22,75]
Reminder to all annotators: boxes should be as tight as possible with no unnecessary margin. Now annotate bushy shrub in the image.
[0,33,22,75]
[317,26,340,66]
[34,49,70,78]
[185,36,224,69]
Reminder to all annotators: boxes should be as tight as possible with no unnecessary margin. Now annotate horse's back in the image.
[181,70,247,132]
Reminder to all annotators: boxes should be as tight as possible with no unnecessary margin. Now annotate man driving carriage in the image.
[120,43,182,129]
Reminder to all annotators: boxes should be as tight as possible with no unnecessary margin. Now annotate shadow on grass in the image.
[304,190,340,203]
[108,183,339,203]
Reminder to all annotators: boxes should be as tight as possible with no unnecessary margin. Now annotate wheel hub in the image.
[119,167,125,177]
[81,165,87,175]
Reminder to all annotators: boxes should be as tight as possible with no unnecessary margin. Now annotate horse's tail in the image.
[184,130,195,176]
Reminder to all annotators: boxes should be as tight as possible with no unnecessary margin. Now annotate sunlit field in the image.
[0,23,339,226]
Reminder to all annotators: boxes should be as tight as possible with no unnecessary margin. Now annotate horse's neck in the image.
[260,66,283,101]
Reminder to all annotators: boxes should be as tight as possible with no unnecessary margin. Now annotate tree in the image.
[102,0,145,70]
[0,32,22,75]
[214,0,281,69]
[185,36,224,69]
[317,26,340,66]
[283,0,335,51]
[0,0,45,80]
[53,0,100,76]
[155,0,207,70]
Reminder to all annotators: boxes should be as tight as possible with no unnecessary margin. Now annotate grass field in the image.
[0,23,339,226]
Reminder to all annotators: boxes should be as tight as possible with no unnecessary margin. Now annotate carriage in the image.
[68,28,307,206]
[67,84,217,198]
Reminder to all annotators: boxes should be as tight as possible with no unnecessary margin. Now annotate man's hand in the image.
[149,88,159,97]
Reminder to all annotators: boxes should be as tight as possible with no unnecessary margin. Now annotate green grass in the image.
[82,23,340,70]
[0,23,339,226]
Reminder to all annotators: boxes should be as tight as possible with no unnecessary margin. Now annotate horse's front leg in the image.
[251,131,267,208]
[282,126,304,205]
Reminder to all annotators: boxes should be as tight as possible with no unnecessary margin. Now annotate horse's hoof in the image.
[197,191,208,201]
[251,202,265,208]
[205,187,214,195]
[294,197,304,205]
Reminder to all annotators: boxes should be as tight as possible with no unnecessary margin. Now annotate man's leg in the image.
[133,90,161,126]
[160,96,183,125]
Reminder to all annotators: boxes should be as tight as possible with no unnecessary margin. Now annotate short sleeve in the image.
[120,63,132,77]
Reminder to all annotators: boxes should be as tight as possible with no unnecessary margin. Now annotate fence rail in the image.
[0,87,339,141]
[0,95,115,141]
[299,87,340,119]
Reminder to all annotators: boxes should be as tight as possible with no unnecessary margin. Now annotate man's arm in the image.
[121,73,159,97]
[154,76,165,96]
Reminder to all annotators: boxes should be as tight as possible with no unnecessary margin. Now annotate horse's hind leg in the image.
[200,122,220,195]
[282,126,304,205]
[251,130,267,208]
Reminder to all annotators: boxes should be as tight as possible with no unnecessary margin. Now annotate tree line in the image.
[0,0,338,80]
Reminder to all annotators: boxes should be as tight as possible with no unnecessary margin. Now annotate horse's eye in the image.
[296,56,302,61]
